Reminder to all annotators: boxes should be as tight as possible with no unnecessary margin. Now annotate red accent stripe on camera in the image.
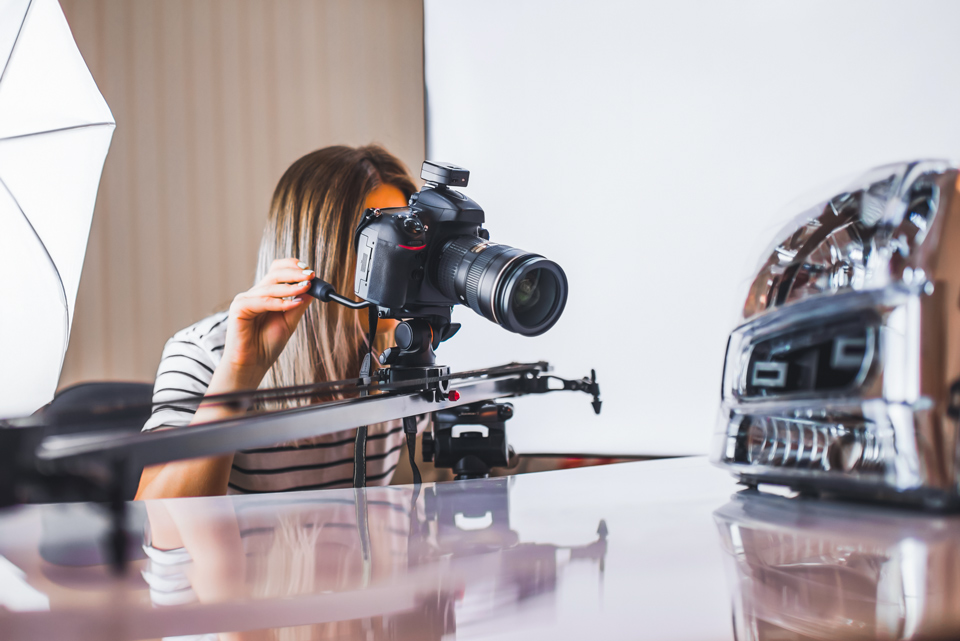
[398,244,426,250]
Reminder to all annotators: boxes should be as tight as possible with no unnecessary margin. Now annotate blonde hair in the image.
[257,145,417,393]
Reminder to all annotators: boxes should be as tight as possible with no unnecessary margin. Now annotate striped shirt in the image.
[143,312,416,494]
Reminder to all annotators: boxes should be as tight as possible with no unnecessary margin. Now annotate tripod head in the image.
[377,316,460,369]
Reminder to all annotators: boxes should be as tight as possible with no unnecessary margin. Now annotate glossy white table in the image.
[1,457,958,640]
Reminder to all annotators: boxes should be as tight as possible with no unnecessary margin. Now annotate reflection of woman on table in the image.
[143,486,419,641]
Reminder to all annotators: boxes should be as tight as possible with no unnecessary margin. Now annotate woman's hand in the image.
[135,258,313,500]
[216,258,314,390]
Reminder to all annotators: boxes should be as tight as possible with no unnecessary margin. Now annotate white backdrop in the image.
[423,0,960,455]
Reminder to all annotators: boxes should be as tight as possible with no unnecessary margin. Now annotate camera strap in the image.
[352,306,379,488]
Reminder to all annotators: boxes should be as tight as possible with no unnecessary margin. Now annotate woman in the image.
[136,145,421,499]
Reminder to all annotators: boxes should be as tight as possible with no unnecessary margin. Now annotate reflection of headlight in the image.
[713,160,960,509]
[714,496,941,641]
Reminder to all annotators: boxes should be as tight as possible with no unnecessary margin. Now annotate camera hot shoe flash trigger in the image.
[421,160,469,187]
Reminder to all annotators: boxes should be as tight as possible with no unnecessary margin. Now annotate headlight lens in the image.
[741,163,945,321]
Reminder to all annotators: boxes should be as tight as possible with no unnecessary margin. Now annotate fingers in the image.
[270,257,307,271]
[261,281,312,299]
[262,258,316,287]
[230,288,309,320]
[234,256,318,321]
[269,267,316,286]
[280,290,313,329]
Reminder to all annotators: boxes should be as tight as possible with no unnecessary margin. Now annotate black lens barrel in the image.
[437,236,567,336]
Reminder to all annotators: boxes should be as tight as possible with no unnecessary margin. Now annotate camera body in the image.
[354,161,567,337]
[354,162,484,319]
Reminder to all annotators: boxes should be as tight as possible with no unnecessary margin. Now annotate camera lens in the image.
[504,263,560,328]
[437,236,568,336]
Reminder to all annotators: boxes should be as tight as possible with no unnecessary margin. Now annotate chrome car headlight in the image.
[712,160,960,509]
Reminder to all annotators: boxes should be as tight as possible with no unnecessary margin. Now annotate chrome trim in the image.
[712,161,960,507]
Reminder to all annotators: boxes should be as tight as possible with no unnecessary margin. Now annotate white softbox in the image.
[0,0,115,417]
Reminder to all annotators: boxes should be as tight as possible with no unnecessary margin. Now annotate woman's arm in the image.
[135,258,315,500]
[135,366,262,499]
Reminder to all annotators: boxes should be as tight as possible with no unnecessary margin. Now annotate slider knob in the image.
[395,322,415,350]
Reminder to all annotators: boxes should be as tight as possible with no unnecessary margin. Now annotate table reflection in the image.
[714,491,960,641]
[134,479,607,640]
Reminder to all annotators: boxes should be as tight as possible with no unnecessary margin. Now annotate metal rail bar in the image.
[36,368,531,471]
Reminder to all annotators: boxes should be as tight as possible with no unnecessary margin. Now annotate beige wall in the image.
[57,0,425,388]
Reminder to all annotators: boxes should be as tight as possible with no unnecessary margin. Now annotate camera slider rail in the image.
[30,361,600,475]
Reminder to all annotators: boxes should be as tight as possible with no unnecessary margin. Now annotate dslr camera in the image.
[353,161,568,337]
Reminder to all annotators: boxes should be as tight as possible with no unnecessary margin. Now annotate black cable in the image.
[352,370,368,488]
[406,469,425,570]
[354,487,372,582]
[403,415,421,486]
[353,306,379,488]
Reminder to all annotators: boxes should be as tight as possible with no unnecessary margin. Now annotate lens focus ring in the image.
[437,236,485,300]
[465,245,509,318]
